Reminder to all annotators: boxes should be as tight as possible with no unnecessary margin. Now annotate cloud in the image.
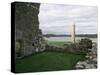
[39,3,98,34]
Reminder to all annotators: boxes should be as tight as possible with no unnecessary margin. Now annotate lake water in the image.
[44,37,97,43]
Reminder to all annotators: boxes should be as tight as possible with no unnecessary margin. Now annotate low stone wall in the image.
[75,42,97,69]
[45,44,65,52]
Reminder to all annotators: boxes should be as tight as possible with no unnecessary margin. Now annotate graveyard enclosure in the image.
[15,2,45,57]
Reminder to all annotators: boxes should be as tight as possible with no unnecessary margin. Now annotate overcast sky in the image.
[39,3,98,35]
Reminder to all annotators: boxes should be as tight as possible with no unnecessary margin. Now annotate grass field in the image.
[47,41,71,47]
[16,51,86,73]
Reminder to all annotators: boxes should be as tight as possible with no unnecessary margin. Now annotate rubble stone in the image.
[75,42,97,69]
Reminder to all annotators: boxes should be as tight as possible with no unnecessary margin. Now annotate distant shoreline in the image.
[43,34,97,38]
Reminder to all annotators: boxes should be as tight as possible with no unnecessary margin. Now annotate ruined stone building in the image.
[15,2,45,57]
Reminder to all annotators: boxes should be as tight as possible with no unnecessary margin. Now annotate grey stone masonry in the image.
[15,2,46,57]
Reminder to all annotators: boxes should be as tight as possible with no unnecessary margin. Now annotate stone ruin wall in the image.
[15,2,45,57]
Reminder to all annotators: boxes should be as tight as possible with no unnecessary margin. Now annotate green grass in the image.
[15,52,86,73]
[47,41,70,47]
